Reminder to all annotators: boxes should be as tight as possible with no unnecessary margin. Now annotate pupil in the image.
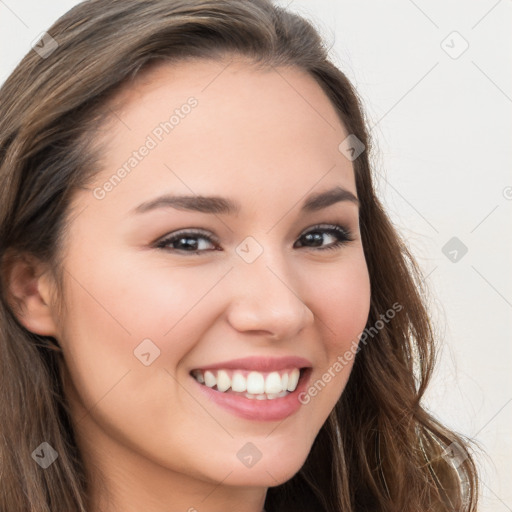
[179,237,197,249]
[306,232,323,246]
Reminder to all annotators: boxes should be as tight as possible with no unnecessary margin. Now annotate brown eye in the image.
[294,224,354,252]
[156,229,219,254]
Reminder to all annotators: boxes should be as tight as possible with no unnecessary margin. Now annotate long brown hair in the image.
[0,1,479,510]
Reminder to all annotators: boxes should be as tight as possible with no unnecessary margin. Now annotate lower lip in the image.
[192,369,312,421]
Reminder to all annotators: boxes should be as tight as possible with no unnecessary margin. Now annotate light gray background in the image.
[1,1,510,510]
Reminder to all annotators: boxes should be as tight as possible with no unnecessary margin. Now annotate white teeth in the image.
[265,372,283,394]
[192,368,303,395]
[231,371,246,392]
[287,368,300,392]
[204,370,216,388]
[246,371,265,394]
[216,370,231,392]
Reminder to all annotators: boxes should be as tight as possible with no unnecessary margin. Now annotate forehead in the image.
[110,56,345,125]
[80,57,356,215]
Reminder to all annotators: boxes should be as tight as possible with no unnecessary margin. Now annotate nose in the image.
[225,246,315,340]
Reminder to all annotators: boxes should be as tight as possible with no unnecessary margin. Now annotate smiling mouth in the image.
[190,367,308,400]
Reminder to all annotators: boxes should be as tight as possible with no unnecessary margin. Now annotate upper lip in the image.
[191,356,312,373]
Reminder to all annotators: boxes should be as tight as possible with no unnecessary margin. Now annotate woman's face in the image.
[51,58,371,505]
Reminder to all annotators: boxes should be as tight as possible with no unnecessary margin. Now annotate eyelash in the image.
[155,223,355,255]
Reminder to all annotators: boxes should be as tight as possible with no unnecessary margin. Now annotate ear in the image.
[4,253,59,336]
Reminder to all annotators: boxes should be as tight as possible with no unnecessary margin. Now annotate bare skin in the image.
[9,57,371,512]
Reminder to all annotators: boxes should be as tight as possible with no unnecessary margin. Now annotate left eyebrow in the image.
[130,185,359,216]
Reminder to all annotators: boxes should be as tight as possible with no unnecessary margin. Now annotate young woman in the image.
[0,1,479,511]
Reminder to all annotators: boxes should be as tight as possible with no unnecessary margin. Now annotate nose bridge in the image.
[226,237,313,337]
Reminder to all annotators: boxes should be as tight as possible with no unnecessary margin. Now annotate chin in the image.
[241,452,308,487]
[226,464,302,488]
[191,450,306,488]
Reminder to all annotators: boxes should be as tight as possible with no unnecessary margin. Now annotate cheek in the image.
[60,249,218,350]
[298,253,370,413]
[309,252,371,350]
[55,253,224,469]
[56,250,227,412]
